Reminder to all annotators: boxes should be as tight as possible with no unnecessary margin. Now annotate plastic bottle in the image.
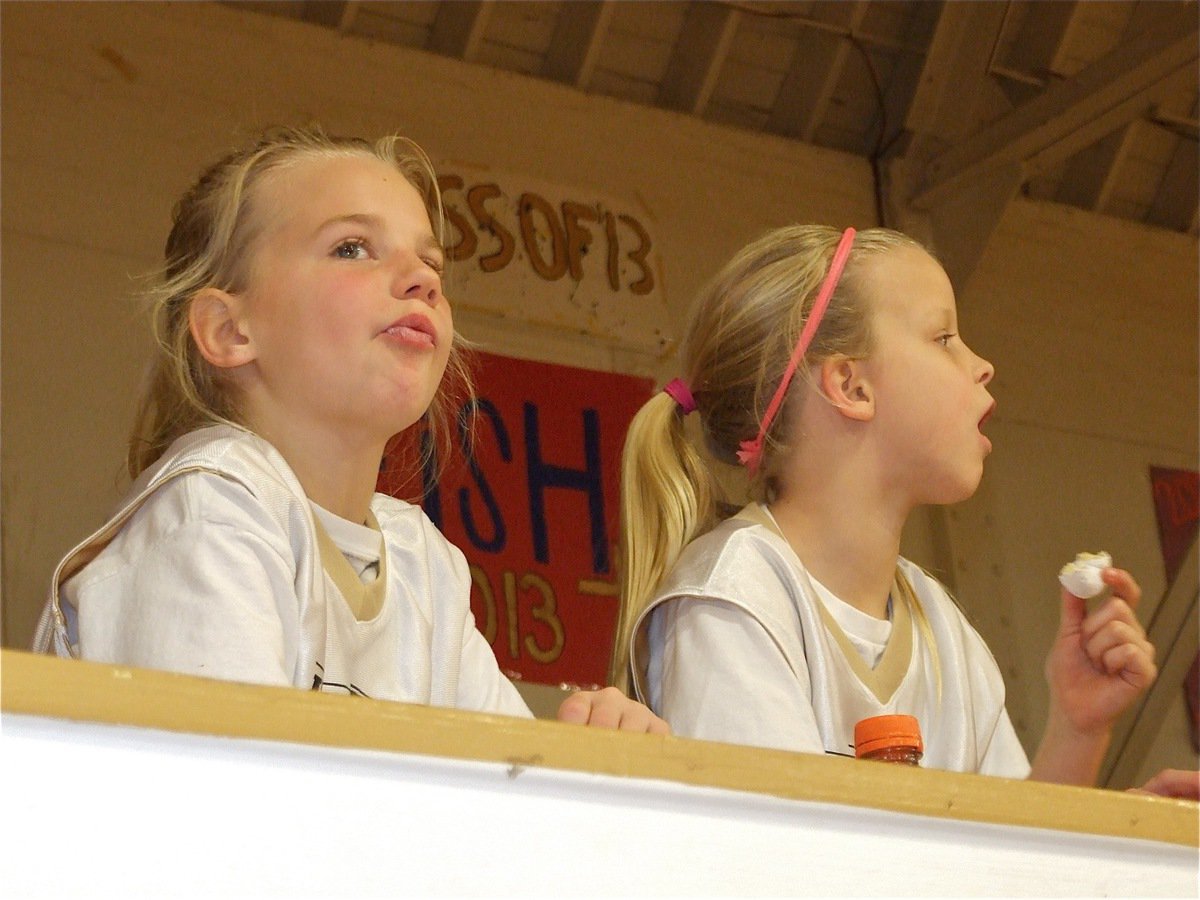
[854,714,923,766]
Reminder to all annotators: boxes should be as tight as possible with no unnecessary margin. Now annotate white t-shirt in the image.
[637,504,1031,777]
[46,425,531,718]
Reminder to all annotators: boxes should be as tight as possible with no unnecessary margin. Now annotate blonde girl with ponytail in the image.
[613,224,1163,786]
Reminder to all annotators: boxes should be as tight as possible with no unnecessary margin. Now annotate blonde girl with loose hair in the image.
[128,127,469,482]
[35,125,665,735]
[613,224,1163,786]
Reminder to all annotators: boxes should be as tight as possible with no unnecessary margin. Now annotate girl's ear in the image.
[189,288,256,369]
[818,356,874,422]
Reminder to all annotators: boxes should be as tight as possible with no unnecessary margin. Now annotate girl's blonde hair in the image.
[127,124,473,483]
[611,224,925,692]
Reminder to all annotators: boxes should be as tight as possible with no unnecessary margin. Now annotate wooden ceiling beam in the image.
[658,3,741,116]
[901,1,1011,164]
[913,7,1198,209]
[427,0,493,62]
[766,1,869,141]
[1147,130,1200,232]
[1004,0,1081,79]
[1055,121,1139,213]
[301,0,359,32]
[885,2,1015,293]
[540,0,614,89]
[991,0,1081,107]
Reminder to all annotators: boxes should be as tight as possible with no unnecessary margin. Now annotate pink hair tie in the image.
[663,378,697,415]
[737,227,857,476]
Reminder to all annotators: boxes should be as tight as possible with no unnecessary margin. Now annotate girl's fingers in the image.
[1101,567,1141,610]
[1099,642,1157,686]
[558,687,669,733]
[1081,597,1144,644]
[1084,620,1151,664]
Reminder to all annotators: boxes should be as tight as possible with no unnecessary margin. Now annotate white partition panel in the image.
[3,712,1195,898]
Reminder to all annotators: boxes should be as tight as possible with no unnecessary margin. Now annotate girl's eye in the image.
[423,257,445,276]
[937,333,956,347]
[333,239,369,260]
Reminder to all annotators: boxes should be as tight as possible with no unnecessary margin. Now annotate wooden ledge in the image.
[2,649,1195,847]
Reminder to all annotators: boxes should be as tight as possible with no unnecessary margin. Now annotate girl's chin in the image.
[926,471,984,506]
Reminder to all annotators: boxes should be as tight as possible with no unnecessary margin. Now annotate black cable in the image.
[719,2,900,228]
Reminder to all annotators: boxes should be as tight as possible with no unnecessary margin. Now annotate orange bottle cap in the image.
[854,714,924,757]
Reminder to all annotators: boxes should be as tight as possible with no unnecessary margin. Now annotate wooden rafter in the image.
[913,7,1199,209]
[301,0,360,32]
[658,3,741,116]
[901,1,1011,165]
[1005,0,1081,79]
[1055,121,1140,213]
[766,1,869,141]
[540,0,614,89]
[427,0,493,62]
[1147,129,1200,232]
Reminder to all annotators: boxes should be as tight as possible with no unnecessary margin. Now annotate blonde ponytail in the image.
[609,391,718,694]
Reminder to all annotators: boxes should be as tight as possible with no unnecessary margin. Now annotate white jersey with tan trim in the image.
[35,424,531,719]
[634,503,1030,777]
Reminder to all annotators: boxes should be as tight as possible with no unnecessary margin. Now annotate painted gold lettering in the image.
[561,201,598,282]
[467,183,515,273]
[602,210,620,292]
[520,573,565,664]
[619,213,654,295]
[518,192,568,281]
[436,175,476,262]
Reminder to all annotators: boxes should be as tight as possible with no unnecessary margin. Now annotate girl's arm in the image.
[68,477,298,686]
[1030,568,1156,785]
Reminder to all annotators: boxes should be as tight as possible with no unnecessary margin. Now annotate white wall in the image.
[7,712,1195,897]
[2,2,1196,779]
[950,201,1198,777]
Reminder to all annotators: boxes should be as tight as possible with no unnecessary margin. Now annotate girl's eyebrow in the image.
[313,212,383,235]
[312,213,441,254]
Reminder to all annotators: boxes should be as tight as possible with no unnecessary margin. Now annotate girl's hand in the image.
[1129,768,1200,800]
[556,686,670,734]
[1045,567,1157,735]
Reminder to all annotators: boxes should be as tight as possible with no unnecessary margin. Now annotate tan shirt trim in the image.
[734,503,914,704]
[312,509,387,622]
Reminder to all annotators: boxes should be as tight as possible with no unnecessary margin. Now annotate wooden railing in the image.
[2,649,1194,848]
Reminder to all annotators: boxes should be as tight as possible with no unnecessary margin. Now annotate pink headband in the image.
[663,377,697,414]
[736,227,857,476]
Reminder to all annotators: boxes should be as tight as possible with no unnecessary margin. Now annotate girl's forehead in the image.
[858,245,956,320]
[252,153,430,232]
[260,153,411,205]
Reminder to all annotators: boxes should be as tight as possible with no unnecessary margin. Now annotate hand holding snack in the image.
[1058,551,1112,599]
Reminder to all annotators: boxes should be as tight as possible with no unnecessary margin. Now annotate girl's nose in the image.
[393,257,441,307]
[976,354,995,385]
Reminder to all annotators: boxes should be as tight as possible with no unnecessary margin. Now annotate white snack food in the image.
[1058,551,1112,599]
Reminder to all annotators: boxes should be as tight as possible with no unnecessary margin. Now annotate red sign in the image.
[1149,467,1199,584]
[379,352,653,687]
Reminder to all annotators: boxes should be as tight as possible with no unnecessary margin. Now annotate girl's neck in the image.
[768,474,906,620]
[248,414,385,525]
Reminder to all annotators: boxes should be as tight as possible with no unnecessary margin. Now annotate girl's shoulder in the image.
[659,507,802,603]
[68,426,312,581]
[369,492,423,530]
[895,557,994,648]
[369,493,459,550]
[132,424,305,504]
